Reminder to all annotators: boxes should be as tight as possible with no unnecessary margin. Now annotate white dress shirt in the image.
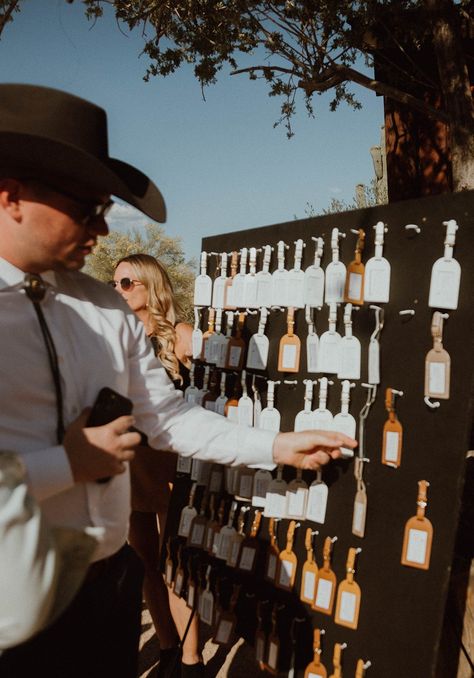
[0,258,276,560]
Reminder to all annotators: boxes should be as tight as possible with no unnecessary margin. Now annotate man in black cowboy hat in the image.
[0,84,355,677]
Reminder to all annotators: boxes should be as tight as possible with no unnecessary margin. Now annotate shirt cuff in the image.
[21,446,75,502]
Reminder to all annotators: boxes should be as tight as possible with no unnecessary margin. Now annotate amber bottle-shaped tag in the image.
[237,510,262,573]
[402,480,433,570]
[304,628,327,678]
[344,229,365,305]
[355,659,372,677]
[277,519,299,591]
[278,307,301,373]
[264,517,281,583]
[224,251,239,310]
[382,388,403,467]
[313,537,337,615]
[300,528,319,605]
[328,642,347,678]
[335,547,362,630]
[265,604,281,675]
[425,311,450,399]
[352,458,367,539]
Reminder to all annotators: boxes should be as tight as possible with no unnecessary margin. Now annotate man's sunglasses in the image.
[23,178,114,225]
[109,278,144,291]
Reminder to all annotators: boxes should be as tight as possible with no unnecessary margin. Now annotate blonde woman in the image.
[112,254,202,678]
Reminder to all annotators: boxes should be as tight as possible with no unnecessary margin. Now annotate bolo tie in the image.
[23,273,65,444]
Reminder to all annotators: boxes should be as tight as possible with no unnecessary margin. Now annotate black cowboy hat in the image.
[0,83,166,222]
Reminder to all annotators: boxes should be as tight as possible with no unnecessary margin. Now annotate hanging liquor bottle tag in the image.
[344,229,365,305]
[164,538,174,587]
[306,470,329,524]
[243,247,259,308]
[313,377,334,430]
[287,239,306,308]
[364,221,390,303]
[178,482,198,537]
[238,467,256,500]
[306,305,320,373]
[287,469,309,520]
[213,585,240,645]
[212,252,228,309]
[278,307,301,373]
[225,312,246,370]
[429,220,461,310]
[401,480,433,570]
[252,377,262,429]
[209,463,224,493]
[256,244,274,307]
[252,468,273,508]
[202,308,216,363]
[199,566,215,626]
[300,528,319,605]
[266,605,281,675]
[224,250,239,310]
[231,247,248,309]
[211,499,226,557]
[329,643,347,678]
[335,547,362,629]
[237,370,254,426]
[318,303,341,374]
[237,510,262,573]
[259,380,282,432]
[367,305,384,385]
[227,506,249,567]
[204,494,219,553]
[338,304,361,380]
[355,659,372,677]
[425,311,451,399]
[352,459,368,538]
[304,237,325,308]
[194,251,212,306]
[173,545,185,597]
[382,388,404,467]
[195,364,210,407]
[325,228,346,304]
[246,307,270,370]
[255,602,267,669]
[295,379,316,431]
[225,466,240,494]
[191,308,204,359]
[313,537,337,615]
[264,465,288,519]
[188,494,208,548]
[214,373,228,416]
[176,454,192,474]
[277,520,299,591]
[271,240,290,307]
[333,381,357,457]
[184,362,200,406]
[217,501,238,561]
[206,309,227,366]
[304,628,327,678]
[265,517,281,583]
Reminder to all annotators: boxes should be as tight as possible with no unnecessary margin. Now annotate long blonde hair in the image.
[116,253,186,382]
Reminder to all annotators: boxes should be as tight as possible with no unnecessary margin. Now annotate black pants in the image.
[0,543,144,678]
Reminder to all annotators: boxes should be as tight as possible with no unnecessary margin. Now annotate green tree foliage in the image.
[84,223,196,322]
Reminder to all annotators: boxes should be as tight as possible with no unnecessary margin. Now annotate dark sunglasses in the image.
[24,178,114,225]
[108,278,144,291]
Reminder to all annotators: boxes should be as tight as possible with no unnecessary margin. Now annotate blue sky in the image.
[0,1,384,262]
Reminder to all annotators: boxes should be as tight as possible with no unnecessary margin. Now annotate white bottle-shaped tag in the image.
[246,307,270,370]
[206,308,228,366]
[325,228,346,303]
[178,483,198,537]
[286,469,308,520]
[256,244,274,308]
[259,381,282,432]
[184,363,200,405]
[265,466,288,519]
[243,247,259,308]
[304,237,325,307]
[287,239,305,308]
[194,251,212,306]
[318,302,341,373]
[232,247,248,309]
[333,380,356,457]
[238,370,253,426]
[367,305,384,385]
[338,303,361,380]
[428,220,461,310]
[306,469,329,524]
[271,240,289,307]
[252,469,273,508]
[191,308,203,360]
[294,379,316,431]
[214,373,228,415]
[313,377,334,430]
[306,305,319,373]
[217,502,238,560]
[364,221,391,303]
[212,252,228,309]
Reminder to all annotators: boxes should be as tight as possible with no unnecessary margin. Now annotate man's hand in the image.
[272,429,357,470]
[63,409,140,483]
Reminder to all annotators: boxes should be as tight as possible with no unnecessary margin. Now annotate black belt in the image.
[84,544,128,584]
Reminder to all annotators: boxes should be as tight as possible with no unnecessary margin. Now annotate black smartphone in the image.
[87,387,133,483]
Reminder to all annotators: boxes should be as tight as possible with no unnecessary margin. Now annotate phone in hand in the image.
[87,387,133,483]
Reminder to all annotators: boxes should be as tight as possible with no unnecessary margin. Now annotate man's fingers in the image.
[108,415,136,435]
[119,431,140,452]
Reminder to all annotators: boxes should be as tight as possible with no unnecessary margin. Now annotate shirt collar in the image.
[0,257,57,291]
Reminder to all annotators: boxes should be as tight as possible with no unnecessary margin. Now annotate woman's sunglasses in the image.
[109,278,144,291]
